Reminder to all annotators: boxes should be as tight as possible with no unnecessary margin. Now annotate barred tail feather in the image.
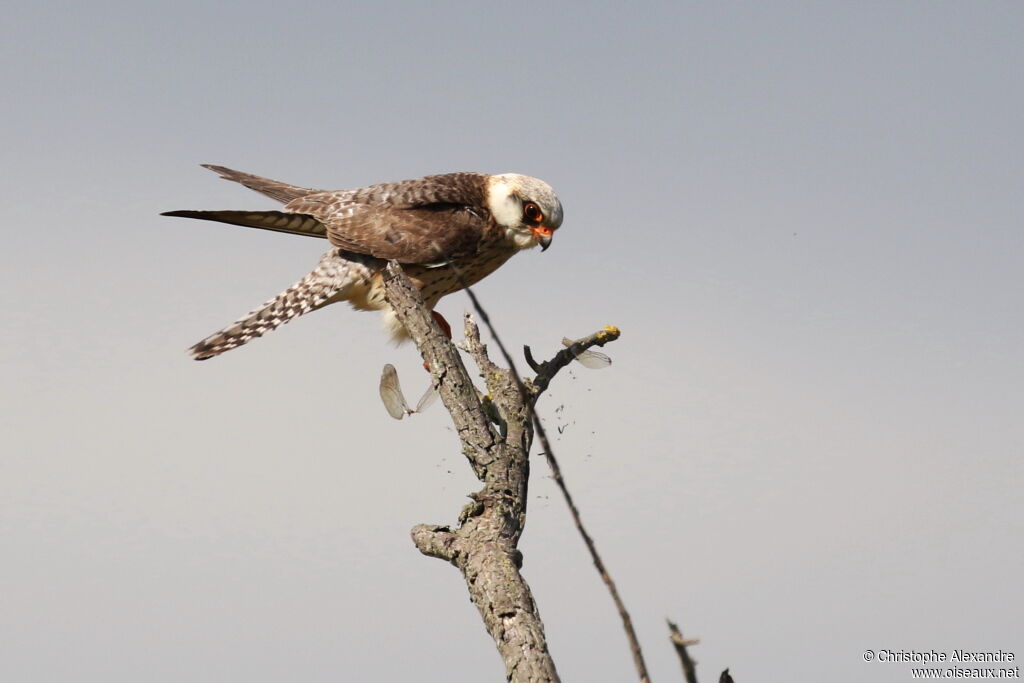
[161,209,329,239]
[189,250,359,360]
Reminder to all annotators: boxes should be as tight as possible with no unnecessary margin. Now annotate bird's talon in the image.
[431,310,453,339]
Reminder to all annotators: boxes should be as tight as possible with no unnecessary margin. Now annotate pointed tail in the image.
[162,209,329,239]
[189,250,364,360]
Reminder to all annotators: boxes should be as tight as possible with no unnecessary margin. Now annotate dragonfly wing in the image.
[561,337,612,369]
[415,383,440,413]
[379,364,411,420]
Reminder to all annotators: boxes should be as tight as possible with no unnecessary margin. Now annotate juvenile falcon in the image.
[163,165,563,360]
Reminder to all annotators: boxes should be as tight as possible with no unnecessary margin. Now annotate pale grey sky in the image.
[2,2,1021,681]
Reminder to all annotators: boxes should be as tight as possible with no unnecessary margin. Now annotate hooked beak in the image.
[532,225,554,251]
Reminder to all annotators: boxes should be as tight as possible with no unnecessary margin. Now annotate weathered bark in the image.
[383,262,557,682]
[382,262,623,682]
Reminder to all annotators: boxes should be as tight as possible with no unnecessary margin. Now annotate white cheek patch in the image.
[486,176,522,228]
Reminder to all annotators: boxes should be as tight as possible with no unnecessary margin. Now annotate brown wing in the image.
[322,203,496,264]
[283,173,496,264]
[346,172,489,208]
[168,171,496,261]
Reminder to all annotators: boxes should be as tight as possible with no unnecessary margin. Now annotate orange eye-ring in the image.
[523,202,544,224]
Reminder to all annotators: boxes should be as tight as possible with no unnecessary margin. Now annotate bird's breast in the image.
[407,243,518,307]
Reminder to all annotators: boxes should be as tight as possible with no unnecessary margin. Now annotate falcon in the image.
[163,165,563,360]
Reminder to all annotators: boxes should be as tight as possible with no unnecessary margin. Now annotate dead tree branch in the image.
[383,261,626,681]
[381,262,611,681]
[383,261,553,681]
[462,287,649,683]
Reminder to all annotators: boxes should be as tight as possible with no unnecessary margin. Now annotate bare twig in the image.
[667,619,699,683]
[523,345,543,373]
[461,285,529,383]
[532,414,650,683]
[527,327,620,396]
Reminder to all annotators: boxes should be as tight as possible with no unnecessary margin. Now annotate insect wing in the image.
[574,349,612,369]
[379,364,411,419]
[561,337,612,369]
[415,383,440,413]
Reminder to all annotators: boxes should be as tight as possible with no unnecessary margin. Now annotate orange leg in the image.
[424,311,453,373]
[431,310,452,339]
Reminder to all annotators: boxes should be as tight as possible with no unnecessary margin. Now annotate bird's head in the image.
[486,174,563,251]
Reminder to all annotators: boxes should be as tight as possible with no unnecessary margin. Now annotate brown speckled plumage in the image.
[163,165,562,360]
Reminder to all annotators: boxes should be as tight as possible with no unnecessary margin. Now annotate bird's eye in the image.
[523,202,544,224]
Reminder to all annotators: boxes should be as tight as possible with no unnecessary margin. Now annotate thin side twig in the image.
[527,326,620,396]
[667,619,699,683]
[532,414,650,683]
